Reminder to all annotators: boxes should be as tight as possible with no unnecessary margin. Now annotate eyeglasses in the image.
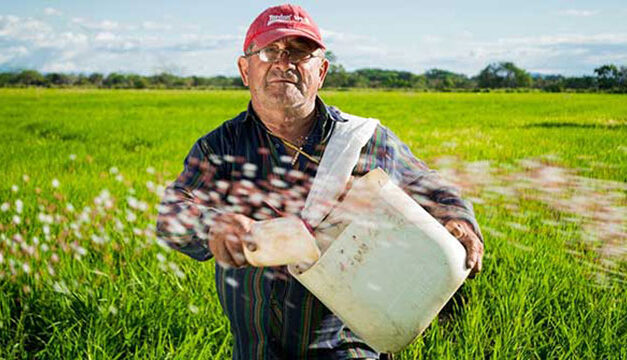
[245,46,322,64]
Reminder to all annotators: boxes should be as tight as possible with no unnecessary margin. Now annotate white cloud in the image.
[0,15,53,42]
[421,35,443,44]
[498,33,627,46]
[0,46,28,64]
[320,27,627,76]
[71,17,119,31]
[44,7,63,16]
[1,13,624,77]
[142,21,173,31]
[557,9,600,17]
[42,61,78,73]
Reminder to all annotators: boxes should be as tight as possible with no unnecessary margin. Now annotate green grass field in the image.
[0,89,625,359]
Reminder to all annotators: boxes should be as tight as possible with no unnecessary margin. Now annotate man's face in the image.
[237,36,329,112]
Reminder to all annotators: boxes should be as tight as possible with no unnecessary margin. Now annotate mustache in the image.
[266,69,300,84]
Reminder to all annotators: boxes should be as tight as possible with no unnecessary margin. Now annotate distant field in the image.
[0,89,625,359]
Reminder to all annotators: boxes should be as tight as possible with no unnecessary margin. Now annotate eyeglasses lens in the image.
[259,48,311,63]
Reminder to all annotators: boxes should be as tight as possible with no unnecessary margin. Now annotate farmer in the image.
[156,4,483,359]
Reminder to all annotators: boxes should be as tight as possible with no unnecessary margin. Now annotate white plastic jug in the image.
[288,168,470,353]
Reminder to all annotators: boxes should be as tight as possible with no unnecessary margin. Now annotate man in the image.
[157,4,484,359]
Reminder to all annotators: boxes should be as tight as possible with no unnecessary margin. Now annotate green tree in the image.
[14,70,47,86]
[103,73,129,88]
[477,62,532,88]
[88,73,104,87]
[45,73,73,86]
[424,69,473,89]
[594,64,620,89]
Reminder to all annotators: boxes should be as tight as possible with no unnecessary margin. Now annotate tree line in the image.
[1,60,625,92]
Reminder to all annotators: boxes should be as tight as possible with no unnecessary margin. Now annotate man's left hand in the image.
[445,220,484,277]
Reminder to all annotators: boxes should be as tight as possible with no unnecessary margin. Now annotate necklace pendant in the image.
[291,152,300,166]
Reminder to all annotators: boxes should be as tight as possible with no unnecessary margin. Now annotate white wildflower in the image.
[69,154,77,161]
[66,203,75,212]
[114,218,124,231]
[137,201,148,212]
[12,215,21,225]
[11,184,19,193]
[156,253,166,262]
[115,174,124,182]
[109,167,119,174]
[126,210,137,222]
[38,213,53,224]
[22,174,29,182]
[146,181,155,191]
[53,281,69,294]
[75,245,88,255]
[22,263,31,274]
[127,196,139,209]
[146,167,155,174]
[15,199,23,214]
[1,202,9,212]
[51,179,60,188]
[188,304,199,314]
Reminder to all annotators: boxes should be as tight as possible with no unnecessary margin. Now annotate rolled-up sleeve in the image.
[156,140,223,261]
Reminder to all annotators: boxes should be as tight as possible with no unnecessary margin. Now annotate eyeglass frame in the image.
[244,45,325,64]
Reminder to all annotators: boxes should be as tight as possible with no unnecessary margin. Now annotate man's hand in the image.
[445,220,484,277]
[209,213,256,268]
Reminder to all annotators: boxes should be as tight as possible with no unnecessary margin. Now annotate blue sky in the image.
[1,0,626,76]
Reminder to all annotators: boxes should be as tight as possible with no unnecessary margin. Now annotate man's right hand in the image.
[209,213,256,268]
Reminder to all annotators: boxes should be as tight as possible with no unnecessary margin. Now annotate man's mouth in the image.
[268,79,297,84]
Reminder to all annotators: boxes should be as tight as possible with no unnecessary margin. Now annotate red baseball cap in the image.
[243,4,325,53]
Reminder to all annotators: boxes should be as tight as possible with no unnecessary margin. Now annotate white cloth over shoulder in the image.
[301,111,379,228]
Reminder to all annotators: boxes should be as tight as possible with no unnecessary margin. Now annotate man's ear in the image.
[237,56,249,87]
[317,57,330,89]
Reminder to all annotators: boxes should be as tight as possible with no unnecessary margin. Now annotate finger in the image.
[475,253,483,273]
[242,235,257,251]
[458,234,479,269]
[224,234,247,267]
[213,235,237,268]
[216,248,237,269]
[446,221,464,239]
[468,241,484,277]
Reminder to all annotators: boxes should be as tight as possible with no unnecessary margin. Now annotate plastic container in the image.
[288,168,470,353]
[243,216,320,267]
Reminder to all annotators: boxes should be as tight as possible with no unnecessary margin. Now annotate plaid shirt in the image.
[156,97,482,359]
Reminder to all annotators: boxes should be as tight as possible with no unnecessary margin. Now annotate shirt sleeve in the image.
[156,139,224,261]
[356,125,484,242]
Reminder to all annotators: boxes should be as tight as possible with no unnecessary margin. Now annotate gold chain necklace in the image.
[267,131,320,166]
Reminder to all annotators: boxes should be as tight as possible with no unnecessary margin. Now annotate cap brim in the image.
[252,28,326,51]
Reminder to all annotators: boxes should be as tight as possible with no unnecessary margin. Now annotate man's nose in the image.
[272,51,295,71]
